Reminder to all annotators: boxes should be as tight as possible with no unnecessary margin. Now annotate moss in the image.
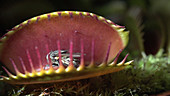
[2,49,168,96]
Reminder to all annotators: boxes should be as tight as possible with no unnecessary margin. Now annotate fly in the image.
[45,50,81,69]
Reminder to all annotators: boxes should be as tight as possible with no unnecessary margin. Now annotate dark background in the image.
[0,0,169,56]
